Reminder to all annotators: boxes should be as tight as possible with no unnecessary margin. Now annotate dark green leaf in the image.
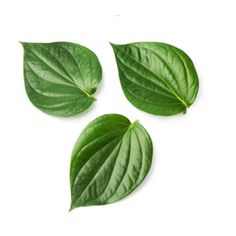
[21,42,102,117]
[70,114,152,209]
[111,42,199,116]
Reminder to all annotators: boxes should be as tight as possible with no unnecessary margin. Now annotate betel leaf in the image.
[21,42,102,116]
[111,42,199,116]
[70,114,152,209]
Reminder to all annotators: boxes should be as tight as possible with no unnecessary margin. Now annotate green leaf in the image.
[70,114,152,209]
[21,42,102,117]
[111,42,199,116]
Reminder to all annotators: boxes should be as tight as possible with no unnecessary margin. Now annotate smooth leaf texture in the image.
[70,114,152,209]
[111,42,199,116]
[22,42,102,116]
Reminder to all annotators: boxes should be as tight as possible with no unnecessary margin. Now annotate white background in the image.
[0,0,236,235]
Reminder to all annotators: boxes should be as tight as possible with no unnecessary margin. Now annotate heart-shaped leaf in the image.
[70,114,152,209]
[111,42,199,116]
[21,42,102,116]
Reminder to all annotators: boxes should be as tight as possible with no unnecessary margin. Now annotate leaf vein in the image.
[72,139,123,204]
[117,58,177,100]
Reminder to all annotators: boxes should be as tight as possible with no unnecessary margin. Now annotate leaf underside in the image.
[22,42,102,117]
[70,114,153,209]
[111,42,199,116]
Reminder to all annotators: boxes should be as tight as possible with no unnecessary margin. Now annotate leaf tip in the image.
[19,41,29,49]
[19,41,25,47]
[69,203,75,212]
[109,42,118,49]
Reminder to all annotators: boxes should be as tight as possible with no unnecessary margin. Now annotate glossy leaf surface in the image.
[111,42,199,116]
[70,114,152,209]
[22,42,102,116]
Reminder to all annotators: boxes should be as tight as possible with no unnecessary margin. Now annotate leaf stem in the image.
[85,92,96,100]
[81,89,96,100]
[174,93,189,109]
[128,120,139,130]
